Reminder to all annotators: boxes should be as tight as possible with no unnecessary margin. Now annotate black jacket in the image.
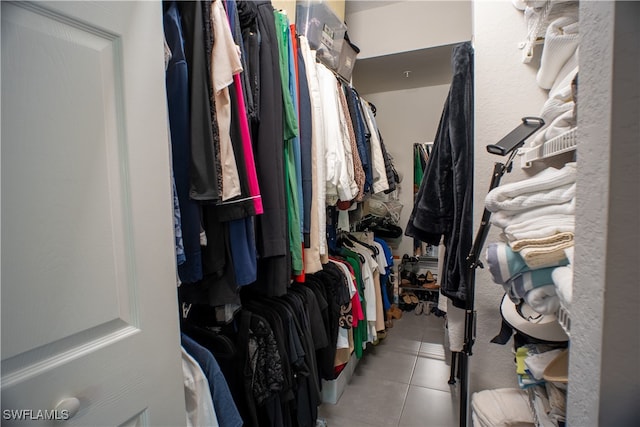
[405,42,474,308]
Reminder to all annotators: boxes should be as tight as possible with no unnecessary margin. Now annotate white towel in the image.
[491,198,575,230]
[491,183,575,214]
[485,163,576,213]
[446,302,465,352]
[525,349,564,380]
[537,17,579,89]
[538,110,576,146]
[504,214,575,241]
[552,265,573,306]
[524,285,560,315]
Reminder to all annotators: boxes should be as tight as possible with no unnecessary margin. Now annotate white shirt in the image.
[299,36,327,257]
[182,347,219,427]
[316,63,358,204]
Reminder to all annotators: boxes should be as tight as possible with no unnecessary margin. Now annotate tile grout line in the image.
[396,317,424,427]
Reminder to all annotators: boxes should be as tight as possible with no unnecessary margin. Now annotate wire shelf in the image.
[520,127,577,168]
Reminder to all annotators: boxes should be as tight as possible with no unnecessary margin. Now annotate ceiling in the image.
[352,43,455,95]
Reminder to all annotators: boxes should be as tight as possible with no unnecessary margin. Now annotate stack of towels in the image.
[485,162,576,314]
[529,1,580,148]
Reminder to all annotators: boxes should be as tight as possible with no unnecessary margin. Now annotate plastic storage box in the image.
[296,1,346,69]
[336,33,359,82]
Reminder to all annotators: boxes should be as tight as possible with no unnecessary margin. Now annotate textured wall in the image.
[360,85,451,258]
[569,2,640,425]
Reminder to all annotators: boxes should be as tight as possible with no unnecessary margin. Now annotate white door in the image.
[1,1,186,426]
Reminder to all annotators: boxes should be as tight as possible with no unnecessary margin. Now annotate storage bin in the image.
[296,1,346,69]
[336,34,359,82]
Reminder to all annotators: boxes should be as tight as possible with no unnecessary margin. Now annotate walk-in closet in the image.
[1,1,638,427]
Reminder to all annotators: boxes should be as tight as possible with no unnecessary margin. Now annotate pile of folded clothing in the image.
[485,162,576,314]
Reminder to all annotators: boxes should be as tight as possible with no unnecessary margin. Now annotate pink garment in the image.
[233,73,263,214]
[338,259,365,327]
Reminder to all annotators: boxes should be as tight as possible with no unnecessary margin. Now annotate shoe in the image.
[424,281,440,290]
[423,301,432,315]
[400,269,417,286]
[415,301,424,315]
[389,305,403,319]
[425,270,436,282]
[408,292,419,304]
[401,292,412,304]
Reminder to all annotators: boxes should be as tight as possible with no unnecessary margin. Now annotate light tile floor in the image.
[318,310,460,427]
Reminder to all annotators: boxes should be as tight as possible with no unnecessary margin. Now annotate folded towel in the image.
[493,183,575,214]
[486,242,568,285]
[491,198,575,230]
[552,265,573,306]
[524,285,560,315]
[508,268,558,301]
[471,388,535,427]
[525,349,564,380]
[521,246,573,269]
[510,232,574,252]
[505,215,575,241]
[513,233,574,269]
[537,17,579,89]
[485,163,576,213]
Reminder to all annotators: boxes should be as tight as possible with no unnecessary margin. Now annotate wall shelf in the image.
[519,127,577,168]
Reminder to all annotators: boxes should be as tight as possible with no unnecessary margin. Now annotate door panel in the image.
[1,2,185,425]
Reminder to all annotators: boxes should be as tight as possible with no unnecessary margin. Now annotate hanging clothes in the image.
[337,83,366,202]
[296,36,313,250]
[164,2,204,284]
[347,88,374,194]
[177,1,223,202]
[405,41,474,308]
[274,11,303,276]
[360,99,390,194]
[252,0,290,296]
[299,35,328,268]
[182,347,219,427]
[182,333,243,427]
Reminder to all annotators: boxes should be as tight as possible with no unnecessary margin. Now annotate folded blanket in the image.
[486,242,568,285]
[537,17,579,89]
[508,268,558,301]
[524,285,560,315]
[491,198,575,230]
[485,163,576,213]
[471,388,535,427]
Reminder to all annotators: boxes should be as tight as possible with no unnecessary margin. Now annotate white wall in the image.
[361,85,451,258]
[346,1,471,59]
[569,2,640,425]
